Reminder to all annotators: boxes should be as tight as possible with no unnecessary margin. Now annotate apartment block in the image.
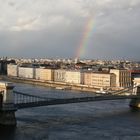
[35,68,54,81]
[110,69,131,88]
[91,72,115,88]
[65,70,83,84]
[54,69,66,82]
[7,64,18,77]
[84,72,92,86]
[18,67,35,79]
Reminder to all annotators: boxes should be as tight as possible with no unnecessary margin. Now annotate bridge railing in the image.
[13,90,56,104]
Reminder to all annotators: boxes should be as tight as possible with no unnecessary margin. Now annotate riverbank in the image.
[1,75,99,93]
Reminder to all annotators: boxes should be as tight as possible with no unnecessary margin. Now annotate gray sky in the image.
[0,0,140,60]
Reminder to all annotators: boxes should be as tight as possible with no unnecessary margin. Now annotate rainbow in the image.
[75,17,94,59]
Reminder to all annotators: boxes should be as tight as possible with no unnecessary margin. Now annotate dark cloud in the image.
[0,0,140,60]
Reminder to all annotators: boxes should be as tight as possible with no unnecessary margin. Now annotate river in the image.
[1,83,140,140]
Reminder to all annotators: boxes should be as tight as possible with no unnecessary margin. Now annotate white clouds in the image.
[10,17,40,31]
[46,15,71,28]
[129,0,140,6]
[0,0,83,31]
[0,0,139,32]
[0,0,139,31]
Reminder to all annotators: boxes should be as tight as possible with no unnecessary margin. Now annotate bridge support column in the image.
[0,82,16,126]
[130,86,140,108]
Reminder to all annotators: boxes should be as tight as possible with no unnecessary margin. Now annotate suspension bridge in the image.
[13,87,138,109]
[0,81,140,126]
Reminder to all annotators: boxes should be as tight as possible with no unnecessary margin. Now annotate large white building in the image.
[18,67,35,79]
[7,64,18,77]
[65,70,83,84]
[54,69,66,82]
[35,68,54,81]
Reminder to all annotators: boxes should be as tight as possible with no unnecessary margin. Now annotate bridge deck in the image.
[15,95,140,109]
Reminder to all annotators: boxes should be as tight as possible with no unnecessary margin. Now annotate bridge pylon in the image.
[0,81,17,126]
[130,85,140,108]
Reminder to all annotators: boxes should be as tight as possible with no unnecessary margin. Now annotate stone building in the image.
[7,64,18,77]
[110,69,131,88]
[35,68,54,81]
[84,72,116,89]
[65,70,83,84]
[54,69,66,82]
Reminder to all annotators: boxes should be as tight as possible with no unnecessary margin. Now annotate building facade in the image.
[91,73,115,88]
[84,72,92,86]
[54,69,66,82]
[110,69,131,88]
[35,68,54,81]
[18,67,35,79]
[7,64,18,77]
[65,70,83,84]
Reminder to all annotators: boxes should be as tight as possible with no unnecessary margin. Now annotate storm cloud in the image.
[0,0,140,60]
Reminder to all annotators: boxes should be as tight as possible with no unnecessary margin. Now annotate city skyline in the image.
[0,0,140,60]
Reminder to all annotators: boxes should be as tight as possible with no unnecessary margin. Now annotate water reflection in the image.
[1,83,140,140]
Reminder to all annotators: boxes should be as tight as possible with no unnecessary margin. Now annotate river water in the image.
[1,83,140,140]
